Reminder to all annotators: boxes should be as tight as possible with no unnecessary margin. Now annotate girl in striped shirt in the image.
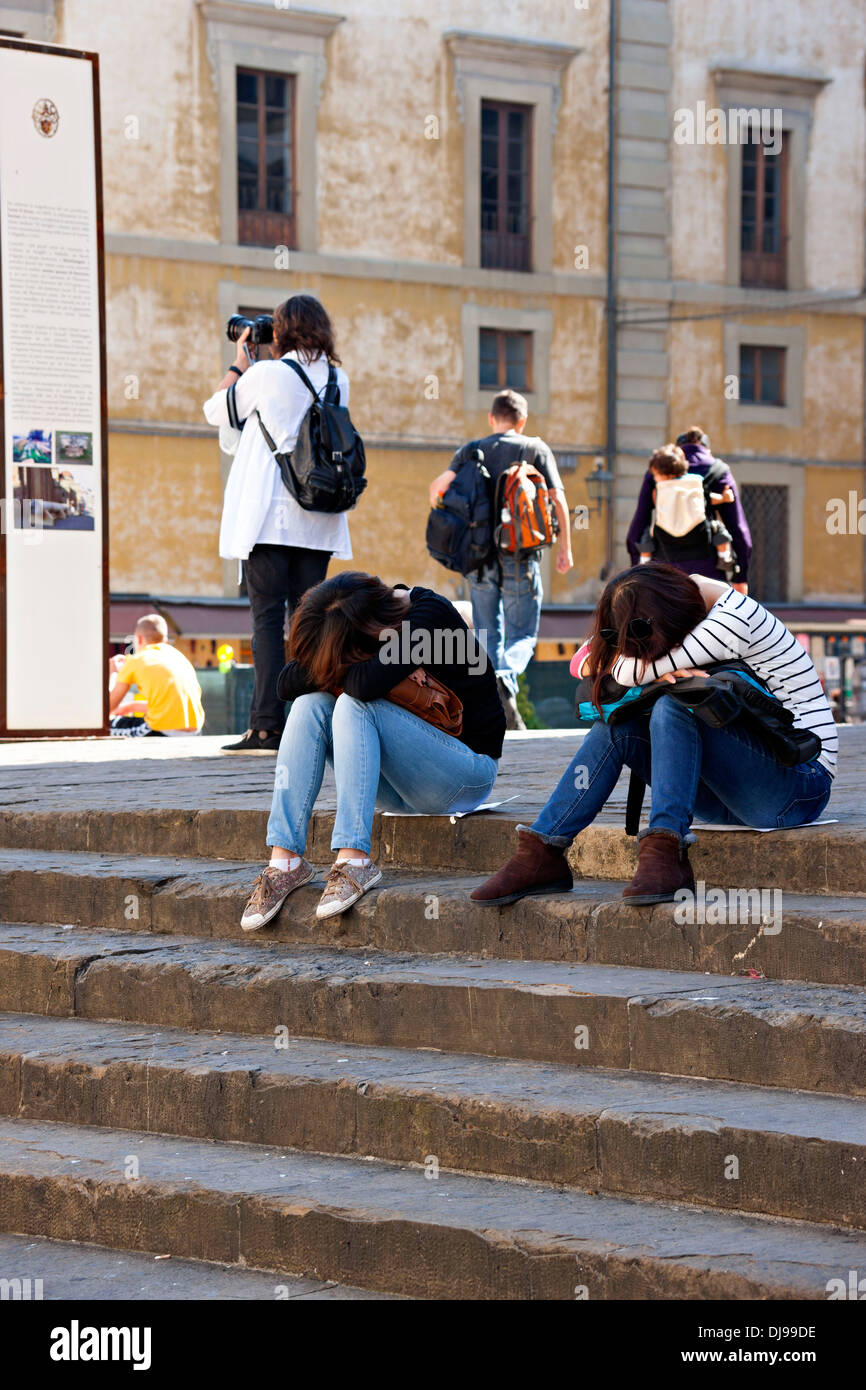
[472,564,835,908]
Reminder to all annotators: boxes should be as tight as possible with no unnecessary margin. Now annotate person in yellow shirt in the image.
[109,614,205,736]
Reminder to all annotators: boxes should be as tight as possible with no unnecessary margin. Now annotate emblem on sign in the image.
[32,98,59,137]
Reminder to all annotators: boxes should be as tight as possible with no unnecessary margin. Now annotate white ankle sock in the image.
[270,855,300,871]
[340,856,370,867]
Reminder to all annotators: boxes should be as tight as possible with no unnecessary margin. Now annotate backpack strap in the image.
[625,770,646,837]
[701,460,730,506]
[323,363,341,405]
[254,410,303,501]
[281,356,318,397]
[282,356,339,403]
[254,358,318,455]
[255,410,278,453]
[226,380,246,431]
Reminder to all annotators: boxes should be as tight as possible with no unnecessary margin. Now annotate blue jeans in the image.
[531,695,833,846]
[267,692,499,855]
[469,555,542,697]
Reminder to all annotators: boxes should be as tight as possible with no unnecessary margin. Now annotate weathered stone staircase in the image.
[0,739,865,1300]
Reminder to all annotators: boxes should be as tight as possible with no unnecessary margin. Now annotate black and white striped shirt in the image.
[612,586,838,777]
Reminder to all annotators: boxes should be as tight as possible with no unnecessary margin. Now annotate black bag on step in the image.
[574,659,822,834]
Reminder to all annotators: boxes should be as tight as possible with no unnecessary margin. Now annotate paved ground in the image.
[0,727,863,828]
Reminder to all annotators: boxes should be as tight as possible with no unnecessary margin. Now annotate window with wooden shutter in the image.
[237,68,296,249]
[478,329,533,391]
[739,345,786,406]
[480,100,532,271]
[740,131,788,288]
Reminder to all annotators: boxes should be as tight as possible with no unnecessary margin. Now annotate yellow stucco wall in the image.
[108,255,607,440]
[106,426,607,605]
[107,432,224,595]
[668,314,864,597]
[802,468,865,598]
[61,0,864,605]
[106,251,608,597]
[669,316,864,461]
[325,446,605,605]
[667,312,861,594]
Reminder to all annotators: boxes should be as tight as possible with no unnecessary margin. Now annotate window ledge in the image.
[711,65,831,101]
[197,0,344,40]
[444,29,579,74]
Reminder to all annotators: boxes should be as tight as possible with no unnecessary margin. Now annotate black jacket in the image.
[277,586,505,760]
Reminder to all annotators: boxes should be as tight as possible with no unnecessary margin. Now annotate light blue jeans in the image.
[469,555,542,697]
[267,692,500,856]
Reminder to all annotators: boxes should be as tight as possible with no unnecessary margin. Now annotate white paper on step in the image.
[449,794,521,822]
[691,818,839,833]
[379,794,522,824]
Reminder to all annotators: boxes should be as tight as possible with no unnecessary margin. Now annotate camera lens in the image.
[226,314,254,343]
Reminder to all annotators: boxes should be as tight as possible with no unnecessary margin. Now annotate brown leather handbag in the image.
[386,668,463,737]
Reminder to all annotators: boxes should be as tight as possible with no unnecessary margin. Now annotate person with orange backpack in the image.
[428,389,572,729]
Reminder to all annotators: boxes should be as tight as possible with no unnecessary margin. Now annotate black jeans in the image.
[243,543,331,730]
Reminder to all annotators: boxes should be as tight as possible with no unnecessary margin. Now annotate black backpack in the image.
[256,359,366,513]
[425,447,494,577]
[574,660,822,834]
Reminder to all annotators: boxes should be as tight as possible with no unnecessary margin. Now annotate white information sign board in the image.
[0,38,107,734]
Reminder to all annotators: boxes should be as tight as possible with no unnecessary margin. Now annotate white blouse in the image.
[203,351,353,561]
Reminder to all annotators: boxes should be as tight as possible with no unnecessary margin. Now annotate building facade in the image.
[2,0,864,674]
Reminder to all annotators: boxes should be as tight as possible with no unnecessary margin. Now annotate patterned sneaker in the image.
[240,859,316,931]
[315,860,383,919]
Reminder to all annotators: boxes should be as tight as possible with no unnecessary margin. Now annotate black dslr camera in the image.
[226,313,274,346]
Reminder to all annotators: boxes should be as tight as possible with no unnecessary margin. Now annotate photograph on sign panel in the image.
[12,462,96,530]
[11,428,52,464]
[56,430,94,465]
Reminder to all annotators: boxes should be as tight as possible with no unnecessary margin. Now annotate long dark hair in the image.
[289,572,409,690]
[586,564,707,709]
[273,294,341,364]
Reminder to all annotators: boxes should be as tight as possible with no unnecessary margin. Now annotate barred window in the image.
[741,483,789,602]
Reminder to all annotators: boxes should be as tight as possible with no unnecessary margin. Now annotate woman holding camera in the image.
[203,294,351,752]
[239,570,505,928]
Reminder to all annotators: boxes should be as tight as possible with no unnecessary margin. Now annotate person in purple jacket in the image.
[626,427,751,593]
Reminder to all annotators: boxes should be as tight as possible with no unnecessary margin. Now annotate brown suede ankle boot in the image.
[471,828,573,906]
[622,830,695,906]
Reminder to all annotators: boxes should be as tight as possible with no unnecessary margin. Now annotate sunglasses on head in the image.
[600,617,654,645]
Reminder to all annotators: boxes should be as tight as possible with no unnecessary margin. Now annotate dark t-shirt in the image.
[450,430,564,492]
[277,586,506,760]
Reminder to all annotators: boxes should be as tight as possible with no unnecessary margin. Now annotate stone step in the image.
[0,849,862,987]
[0,807,860,897]
[2,924,864,1095]
[2,1116,865,1299]
[2,1012,865,1229]
[0,1231,395,1300]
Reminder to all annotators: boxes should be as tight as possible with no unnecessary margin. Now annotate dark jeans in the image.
[243,543,331,730]
[532,696,833,845]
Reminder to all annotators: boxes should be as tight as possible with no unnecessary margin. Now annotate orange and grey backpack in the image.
[493,452,557,556]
